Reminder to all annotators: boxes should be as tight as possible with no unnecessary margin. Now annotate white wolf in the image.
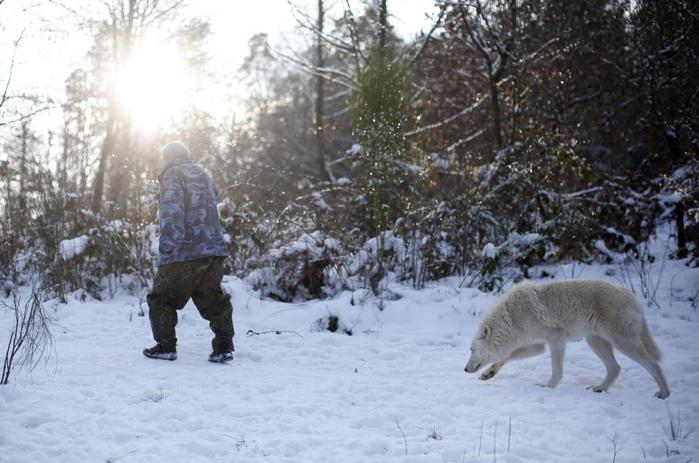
[464,279,670,399]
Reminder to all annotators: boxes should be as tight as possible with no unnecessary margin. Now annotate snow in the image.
[105,220,126,232]
[482,242,498,258]
[347,143,363,157]
[1,236,698,462]
[594,239,618,261]
[58,235,89,260]
[510,232,541,246]
[431,153,450,171]
[605,227,637,246]
[269,232,329,261]
[656,192,684,206]
[312,192,330,210]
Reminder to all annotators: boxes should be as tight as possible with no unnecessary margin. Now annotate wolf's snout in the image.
[464,362,481,373]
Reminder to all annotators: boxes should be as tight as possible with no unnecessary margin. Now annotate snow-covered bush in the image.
[0,229,22,284]
[393,202,472,288]
[346,231,407,294]
[657,159,699,263]
[247,230,345,302]
[42,220,156,301]
[218,198,273,276]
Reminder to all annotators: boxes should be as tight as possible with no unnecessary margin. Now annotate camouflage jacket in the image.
[157,159,228,267]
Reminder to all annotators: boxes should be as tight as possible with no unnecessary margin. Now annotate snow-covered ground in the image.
[1,244,698,462]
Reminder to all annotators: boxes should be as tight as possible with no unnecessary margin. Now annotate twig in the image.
[395,418,408,456]
[0,105,56,127]
[608,432,619,463]
[246,329,303,338]
[493,420,497,463]
[410,7,446,65]
[478,417,484,456]
[106,450,139,463]
[1,288,55,384]
[507,416,511,452]
[662,403,683,441]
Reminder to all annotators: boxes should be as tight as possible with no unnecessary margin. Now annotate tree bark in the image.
[107,0,137,217]
[489,77,504,149]
[18,122,27,211]
[675,202,687,258]
[378,0,387,49]
[315,0,327,181]
[91,116,115,214]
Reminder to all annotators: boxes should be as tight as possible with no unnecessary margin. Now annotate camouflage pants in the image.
[147,256,234,351]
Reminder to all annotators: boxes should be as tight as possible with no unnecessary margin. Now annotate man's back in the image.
[158,159,228,267]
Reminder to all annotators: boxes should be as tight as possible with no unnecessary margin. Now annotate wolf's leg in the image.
[479,361,504,380]
[585,335,621,392]
[480,344,545,381]
[544,338,566,388]
[613,337,671,399]
[512,343,546,359]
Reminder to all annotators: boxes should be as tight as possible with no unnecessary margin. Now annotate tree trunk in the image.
[676,202,687,258]
[91,116,116,214]
[108,0,137,218]
[18,122,27,211]
[489,77,503,149]
[315,0,327,181]
[378,0,387,49]
[59,123,69,191]
[97,1,137,217]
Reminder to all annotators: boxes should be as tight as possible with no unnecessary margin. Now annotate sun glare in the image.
[115,43,192,132]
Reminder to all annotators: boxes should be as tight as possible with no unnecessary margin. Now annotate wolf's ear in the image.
[483,325,491,339]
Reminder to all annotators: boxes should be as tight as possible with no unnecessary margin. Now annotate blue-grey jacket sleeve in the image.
[158,170,186,255]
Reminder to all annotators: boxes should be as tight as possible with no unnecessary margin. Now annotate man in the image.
[143,141,235,363]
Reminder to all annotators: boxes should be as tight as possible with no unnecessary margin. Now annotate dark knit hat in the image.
[161,141,191,162]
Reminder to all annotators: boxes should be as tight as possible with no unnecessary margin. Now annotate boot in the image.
[143,344,177,361]
[208,345,233,363]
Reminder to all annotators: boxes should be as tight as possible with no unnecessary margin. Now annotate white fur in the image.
[465,279,670,399]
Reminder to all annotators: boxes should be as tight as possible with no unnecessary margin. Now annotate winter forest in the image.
[1,0,698,462]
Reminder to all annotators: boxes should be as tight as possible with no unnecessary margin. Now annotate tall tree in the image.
[89,0,185,216]
[315,0,327,181]
[455,0,517,150]
[377,0,388,49]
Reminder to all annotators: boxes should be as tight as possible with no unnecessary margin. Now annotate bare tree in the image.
[1,24,56,129]
[1,289,54,385]
[90,0,185,215]
[315,0,328,181]
[447,0,518,150]
[377,0,388,49]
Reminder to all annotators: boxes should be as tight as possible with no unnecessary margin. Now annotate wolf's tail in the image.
[642,321,662,361]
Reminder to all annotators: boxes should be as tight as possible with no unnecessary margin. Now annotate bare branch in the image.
[446,128,485,152]
[0,105,56,127]
[459,5,493,67]
[343,0,365,67]
[410,7,446,65]
[1,289,55,385]
[0,30,25,110]
[288,1,358,55]
[405,68,516,138]
[272,47,357,90]
[140,0,185,28]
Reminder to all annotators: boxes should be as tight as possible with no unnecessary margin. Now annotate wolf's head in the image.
[465,283,537,373]
[464,324,494,373]
[464,309,516,373]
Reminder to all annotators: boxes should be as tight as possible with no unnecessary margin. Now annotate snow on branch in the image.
[405,76,512,137]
